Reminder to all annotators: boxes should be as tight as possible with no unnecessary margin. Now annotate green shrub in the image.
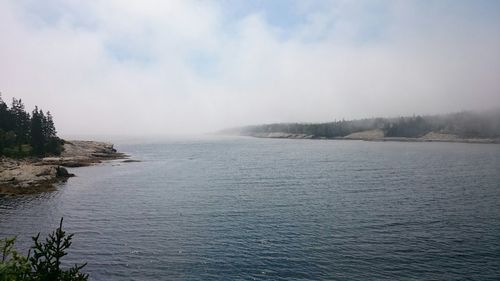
[1,145,32,159]
[0,218,88,281]
[0,237,30,281]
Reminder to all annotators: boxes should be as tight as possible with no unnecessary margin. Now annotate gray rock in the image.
[1,140,125,194]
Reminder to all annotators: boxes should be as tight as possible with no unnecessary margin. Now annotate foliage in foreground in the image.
[0,218,88,281]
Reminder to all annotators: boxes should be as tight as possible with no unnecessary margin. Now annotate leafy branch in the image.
[0,218,89,281]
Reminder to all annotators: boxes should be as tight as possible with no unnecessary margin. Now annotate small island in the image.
[0,96,127,195]
[222,110,500,144]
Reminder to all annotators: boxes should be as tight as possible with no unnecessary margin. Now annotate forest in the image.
[0,94,63,158]
[235,110,500,139]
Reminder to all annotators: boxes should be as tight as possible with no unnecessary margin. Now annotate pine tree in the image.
[0,93,10,131]
[31,107,45,156]
[0,95,63,157]
[11,98,31,145]
[45,111,57,138]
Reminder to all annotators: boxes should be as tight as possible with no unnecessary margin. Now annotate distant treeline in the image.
[0,94,63,157]
[234,110,500,139]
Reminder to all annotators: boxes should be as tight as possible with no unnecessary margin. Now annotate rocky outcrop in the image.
[247,130,499,144]
[344,129,385,140]
[42,141,127,167]
[251,132,315,139]
[0,158,73,195]
[122,159,141,163]
[343,130,498,143]
[0,140,127,195]
[420,132,460,141]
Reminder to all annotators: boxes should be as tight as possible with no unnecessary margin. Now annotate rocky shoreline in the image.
[247,130,500,144]
[0,141,128,195]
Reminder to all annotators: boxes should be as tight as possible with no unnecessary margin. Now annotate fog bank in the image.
[1,1,499,135]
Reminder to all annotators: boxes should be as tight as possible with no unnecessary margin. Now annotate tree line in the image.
[0,94,63,157]
[236,110,500,139]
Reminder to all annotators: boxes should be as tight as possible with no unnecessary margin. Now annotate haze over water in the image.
[1,137,499,280]
[1,1,500,135]
[1,1,500,280]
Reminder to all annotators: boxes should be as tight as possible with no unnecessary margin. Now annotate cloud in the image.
[0,0,499,136]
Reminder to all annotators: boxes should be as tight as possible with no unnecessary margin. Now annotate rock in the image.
[122,159,141,163]
[61,141,124,160]
[56,166,74,177]
[1,140,126,194]
[344,129,385,140]
[251,132,315,139]
[1,160,57,193]
[420,132,460,141]
[36,166,55,177]
[41,141,127,168]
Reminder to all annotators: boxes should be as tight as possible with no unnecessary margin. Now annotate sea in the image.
[1,136,499,280]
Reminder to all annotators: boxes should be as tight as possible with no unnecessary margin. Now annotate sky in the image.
[0,0,499,136]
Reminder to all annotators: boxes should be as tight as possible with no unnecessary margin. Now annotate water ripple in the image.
[1,139,499,280]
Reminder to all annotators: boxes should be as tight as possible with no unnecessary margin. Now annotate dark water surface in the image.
[1,137,500,280]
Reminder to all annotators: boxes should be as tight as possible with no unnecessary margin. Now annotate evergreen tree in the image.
[0,218,89,281]
[0,93,10,131]
[31,107,45,156]
[44,111,57,138]
[0,94,63,157]
[11,98,31,145]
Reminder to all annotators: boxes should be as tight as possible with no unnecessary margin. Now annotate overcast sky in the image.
[1,0,499,136]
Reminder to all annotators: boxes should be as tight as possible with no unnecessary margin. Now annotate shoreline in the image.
[0,141,128,195]
[246,132,499,144]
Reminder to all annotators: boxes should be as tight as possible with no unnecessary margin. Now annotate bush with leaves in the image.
[0,237,30,281]
[0,218,88,281]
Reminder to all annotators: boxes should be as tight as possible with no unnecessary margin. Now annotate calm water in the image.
[1,137,500,280]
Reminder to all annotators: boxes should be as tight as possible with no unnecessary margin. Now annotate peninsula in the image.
[0,140,126,195]
[222,110,500,144]
[0,95,127,194]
